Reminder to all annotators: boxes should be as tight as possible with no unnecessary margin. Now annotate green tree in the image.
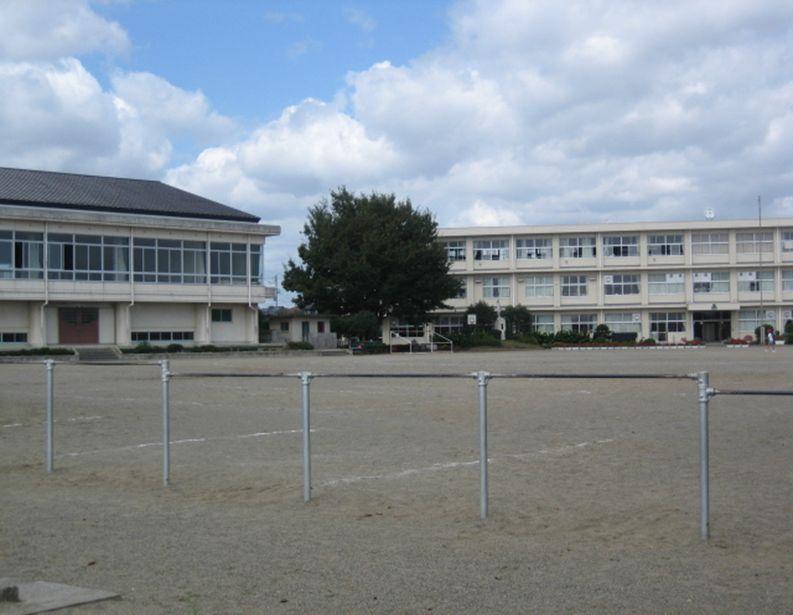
[331,311,381,340]
[283,188,461,323]
[465,301,498,332]
[502,305,532,338]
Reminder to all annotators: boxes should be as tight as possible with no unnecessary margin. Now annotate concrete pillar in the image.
[115,303,131,346]
[28,302,45,347]
[195,304,210,344]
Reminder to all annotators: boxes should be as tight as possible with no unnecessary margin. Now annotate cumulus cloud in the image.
[0,0,129,61]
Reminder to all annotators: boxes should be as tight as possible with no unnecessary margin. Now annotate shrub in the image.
[166,343,184,353]
[638,338,657,346]
[503,305,532,338]
[785,320,793,345]
[592,324,611,341]
[0,346,75,357]
[465,301,498,332]
[287,341,314,350]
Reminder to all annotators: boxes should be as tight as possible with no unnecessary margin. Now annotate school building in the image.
[0,167,279,348]
[398,218,793,344]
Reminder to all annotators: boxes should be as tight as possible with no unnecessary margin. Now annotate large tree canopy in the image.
[283,188,460,322]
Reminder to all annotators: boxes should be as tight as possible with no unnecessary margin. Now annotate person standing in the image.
[767,328,776,352]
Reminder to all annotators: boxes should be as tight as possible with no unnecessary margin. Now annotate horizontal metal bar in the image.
[713,389,793,397]
[170,371,694,380]
[1,360,159,366]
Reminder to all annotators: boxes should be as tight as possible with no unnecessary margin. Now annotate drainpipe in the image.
[41,222,49,346]
[127,227,135,345]
[246,237,258,343]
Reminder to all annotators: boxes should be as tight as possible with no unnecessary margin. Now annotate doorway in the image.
[59,307,99,344]
[301,321,310,343]
[692,311,732,342]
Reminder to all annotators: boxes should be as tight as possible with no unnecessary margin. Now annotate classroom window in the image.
[603,273,640,296]
[532,314,554,334]
[473,239,508,261]
[648,272,684,295]
[603,235,638,257]
[604,312,641,333]
[516,238,552,260]
[737,270,774,292]
[559,236,596,258]
[560,313,596,334]
[561,275,588,297]
[648,234,684,256]
[211,308,232,323]
[650,312,686,341]
[692,271,730,294]
[443,240,466,262]
[692,232,729,255]
[524,275,554,297]
[736,231,773,254]
[482,277,510,298]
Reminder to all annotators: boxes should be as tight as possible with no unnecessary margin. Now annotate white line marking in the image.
[322,439,615,487]
[58,428,316,458]
[2,423,23,429]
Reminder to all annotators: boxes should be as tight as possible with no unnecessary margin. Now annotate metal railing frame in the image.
[7,360,793,539]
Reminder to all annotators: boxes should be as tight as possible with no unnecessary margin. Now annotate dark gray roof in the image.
[0,167,259,223]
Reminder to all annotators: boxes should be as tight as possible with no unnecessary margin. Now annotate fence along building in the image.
[429,218,793,343]
[0,167,279,348]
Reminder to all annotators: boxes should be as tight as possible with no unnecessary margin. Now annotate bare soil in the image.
[1,347,792,613]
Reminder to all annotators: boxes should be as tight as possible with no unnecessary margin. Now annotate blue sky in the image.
[88,1,451,141]
[1,1,793,294]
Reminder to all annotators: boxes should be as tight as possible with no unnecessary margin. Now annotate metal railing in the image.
[9,361,793,540]
[430,331,454,353]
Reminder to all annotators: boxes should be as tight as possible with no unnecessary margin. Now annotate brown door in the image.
[59,307,99,344]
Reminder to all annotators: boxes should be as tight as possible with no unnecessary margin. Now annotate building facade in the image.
[0,168,279,348]
[433,218,793,343]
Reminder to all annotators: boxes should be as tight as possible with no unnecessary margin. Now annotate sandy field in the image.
[1,347,792,613]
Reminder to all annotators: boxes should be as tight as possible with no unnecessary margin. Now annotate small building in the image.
[0,167,279,347]
[266,308,337,349]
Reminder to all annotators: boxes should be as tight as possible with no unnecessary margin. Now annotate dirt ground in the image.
[1,347,792,614]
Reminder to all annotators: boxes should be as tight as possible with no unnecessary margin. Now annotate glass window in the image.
[482,276,510,298]
[454,281,467,299]
[692,271,730,294]
[561,275,587,297]
[516,237,552,260]
[604,312,641,333]
[603,235,638,257]
[648,234,684,256]
[443,240,466,262]
[391,320,425,338]
[433,314,464,335]
[736,231,773,254]
[0,332,28,343]
[524,275,553,297]
[783,270,793,291]
[648,272,684,295]
[560,313,596,334]
[737,270,774,292]
[559,236,596,258]
[603,273,640,295]
[650,312,686,341]
[782,231,793,253]
[473,239,508,261]
[738,309,769,333]
[131,331,194,343]
[692,232,729,255]
[211,308,232,323]
[280,321,289,332]
[532,314,554,334]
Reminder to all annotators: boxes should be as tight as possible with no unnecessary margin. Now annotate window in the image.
[0,332,27,343]
[482,276,510,298]
[782,231,793,253]
[474,239,508,261]
[603,235,638,257]
[433,315,464,335]
[561,275,587,297]
[603,273,639,296]
[134,237,209,284]
[738,309,769,334]
[280,322,289,332]
[317,321,326,333]
[392,321,425,338]
[692,271,729,294]
[692,232,729,255]
[604,312,641,333]
[516,238,552,260]
[736,231,773,254]
[559,236,596,258]
[524,275,553,297]
[783,270,793,291]
[211,308,232,323]
[443,240,466,262]
[532,314,554,334]
[560,313,596,334]
[648,234,684,256]
[454,281,467,299]
[650,312,686,341]
[648,272,684,295]
[210,242,248,285]
[1,231,44,279]
[737,270,774,292]
[131,331,194,342]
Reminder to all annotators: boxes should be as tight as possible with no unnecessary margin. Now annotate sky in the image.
[1,0,793,300]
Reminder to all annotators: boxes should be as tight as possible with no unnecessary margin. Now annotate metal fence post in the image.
[698,371,710,540]
[45,359,54,473]
[161,359,171,487]
[301,372,313,502]
[477,371,490,520]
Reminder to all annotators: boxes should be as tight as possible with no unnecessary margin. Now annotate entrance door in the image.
[692,311,732,342]
[59,307,99,344]
[301,321,310,343]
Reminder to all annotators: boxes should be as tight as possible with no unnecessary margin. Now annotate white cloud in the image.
[0,0,129,61]
[345,8,377,33]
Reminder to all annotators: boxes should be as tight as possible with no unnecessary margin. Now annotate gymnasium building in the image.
[0,167,279,348]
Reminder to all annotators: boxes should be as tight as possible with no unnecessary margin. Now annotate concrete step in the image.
[75,346,121,362]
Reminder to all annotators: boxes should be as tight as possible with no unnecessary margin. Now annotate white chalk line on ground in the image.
[1,415,103,429]
[58,428,317,458]
[322,439,615,487]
